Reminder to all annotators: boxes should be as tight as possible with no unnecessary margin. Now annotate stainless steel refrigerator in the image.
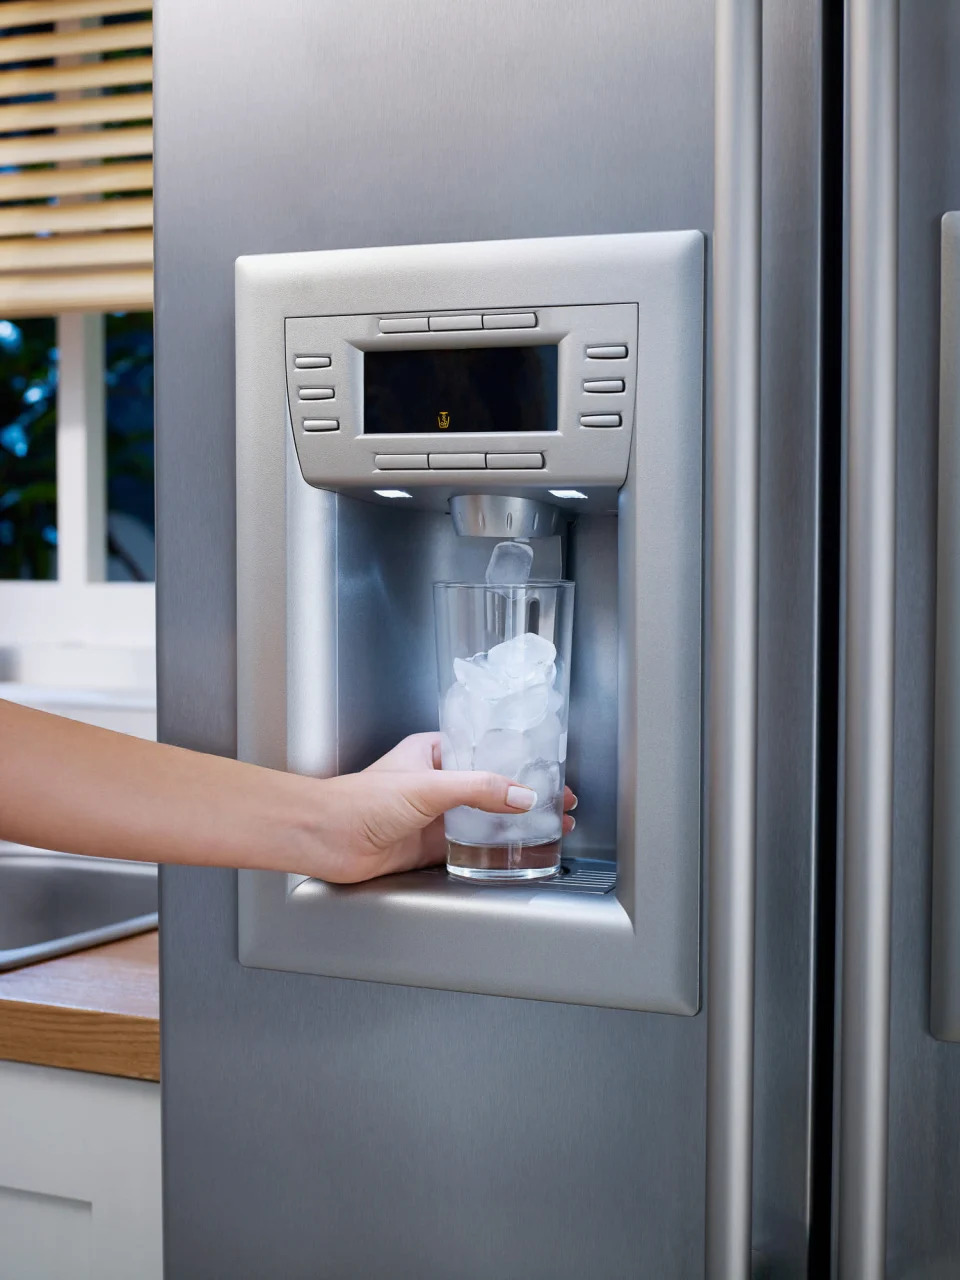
[153,1,960,1275]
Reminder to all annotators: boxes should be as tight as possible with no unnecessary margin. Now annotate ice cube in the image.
[519,807,563,843]
[546,686,565,718]
[444,806,506,846]
[485,539,534,587]
[488,681,550,731]
[495,816,532,843]
[523,711,562,762]
[442,680,472,732]
[486,632,557,681]
[473,727,528,778]
[438,732,465,771]
[516,758,562,806]
[453,654,510,700]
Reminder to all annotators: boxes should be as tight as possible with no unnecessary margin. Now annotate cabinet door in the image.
[0,1061,161,1280]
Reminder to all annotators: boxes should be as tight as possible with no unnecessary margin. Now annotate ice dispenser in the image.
[235,232,704,1013]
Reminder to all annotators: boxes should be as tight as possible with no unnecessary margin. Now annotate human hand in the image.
[303,732,577,884]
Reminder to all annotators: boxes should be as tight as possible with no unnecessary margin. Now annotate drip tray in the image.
[423,857,617,895]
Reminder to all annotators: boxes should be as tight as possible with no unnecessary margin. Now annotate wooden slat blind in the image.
[0,0,152,316]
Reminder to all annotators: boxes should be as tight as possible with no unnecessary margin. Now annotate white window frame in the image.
[0,313,155,667]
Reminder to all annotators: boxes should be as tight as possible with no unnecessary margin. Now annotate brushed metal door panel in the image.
[884,5,960,1275]
[155,0,824,1274]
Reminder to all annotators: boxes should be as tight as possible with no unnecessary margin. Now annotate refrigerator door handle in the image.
[705,1,761,1276]
[932,211,960,1041]
[838,2,899,1278]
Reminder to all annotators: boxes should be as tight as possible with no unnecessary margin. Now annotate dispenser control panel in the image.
[283,302,637,498]
[237,230,705,1012]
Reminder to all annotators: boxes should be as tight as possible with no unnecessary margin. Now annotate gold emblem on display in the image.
[437,410,451,429]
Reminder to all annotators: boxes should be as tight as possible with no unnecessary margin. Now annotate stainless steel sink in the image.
[0,844,158,971]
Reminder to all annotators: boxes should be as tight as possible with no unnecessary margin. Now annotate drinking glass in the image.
[433,580,575,881]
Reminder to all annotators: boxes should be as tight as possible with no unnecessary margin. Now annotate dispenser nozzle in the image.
[449,494,567,539]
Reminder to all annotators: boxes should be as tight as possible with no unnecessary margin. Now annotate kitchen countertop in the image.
[0,931,159,1081]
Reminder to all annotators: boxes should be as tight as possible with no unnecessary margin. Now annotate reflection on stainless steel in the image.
[449,493,566,539]
[0,846,158,971]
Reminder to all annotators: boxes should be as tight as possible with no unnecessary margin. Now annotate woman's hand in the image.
[302,732,577,883]
[0,702,575,884]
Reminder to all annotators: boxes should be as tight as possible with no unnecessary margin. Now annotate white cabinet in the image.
[0,1061,162,1280]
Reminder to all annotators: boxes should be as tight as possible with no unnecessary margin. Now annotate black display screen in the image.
[363,346,558,434]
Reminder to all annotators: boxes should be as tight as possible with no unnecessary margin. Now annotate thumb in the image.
[405,770,538,821]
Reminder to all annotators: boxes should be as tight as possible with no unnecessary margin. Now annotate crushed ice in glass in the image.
[439,541,565,846]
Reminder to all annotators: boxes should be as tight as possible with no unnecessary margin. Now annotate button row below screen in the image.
[379,312,537,334]
[374,453,545,470]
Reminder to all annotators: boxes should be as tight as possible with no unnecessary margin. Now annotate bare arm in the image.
[0,700,571,882]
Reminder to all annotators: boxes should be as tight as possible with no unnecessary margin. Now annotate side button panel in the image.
[583,379,626,394]
[580,413,622,428]
[585,344,628,359]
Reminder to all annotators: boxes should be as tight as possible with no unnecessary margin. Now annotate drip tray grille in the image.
[423,857,616,895]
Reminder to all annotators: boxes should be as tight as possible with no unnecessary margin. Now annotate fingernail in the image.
[568,816,576,830]
[568,794,578,811]
[507,785,537,811]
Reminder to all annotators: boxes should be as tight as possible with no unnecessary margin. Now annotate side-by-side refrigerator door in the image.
[843,2,960,1277]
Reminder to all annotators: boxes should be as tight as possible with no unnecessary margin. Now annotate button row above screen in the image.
[379,312,538,334]
[374,452,544,470]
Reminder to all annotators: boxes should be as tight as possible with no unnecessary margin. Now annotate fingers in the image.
[365,732,442,773]
[405,770,538,822]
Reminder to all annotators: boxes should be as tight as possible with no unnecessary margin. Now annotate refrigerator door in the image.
[155,1,828,1274]
[837,3,960,1277]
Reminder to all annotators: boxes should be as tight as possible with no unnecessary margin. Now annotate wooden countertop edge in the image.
[0,997,160,1081]
[0,932,161,1081]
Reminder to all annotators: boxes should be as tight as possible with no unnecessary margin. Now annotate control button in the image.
[583,379,625,393]
[294,355,331,368]
[379,317,429,333]
[580,413,622,428]
[585,344,628,359]
[428,453,486,469]
[482,312,537,329]
[374,454,429,469]
[298,387,335,400]
[303,419,339,432]
[428,314,483,331]
[486,453,544,469]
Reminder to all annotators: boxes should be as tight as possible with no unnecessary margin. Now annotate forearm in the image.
[0,699,313,872]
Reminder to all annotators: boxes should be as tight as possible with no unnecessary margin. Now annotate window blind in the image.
[0,0,152,315]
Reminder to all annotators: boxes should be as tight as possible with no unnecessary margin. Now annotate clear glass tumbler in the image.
[434,580,575,882]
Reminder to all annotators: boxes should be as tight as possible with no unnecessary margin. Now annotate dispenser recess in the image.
[236,231,704,1013]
